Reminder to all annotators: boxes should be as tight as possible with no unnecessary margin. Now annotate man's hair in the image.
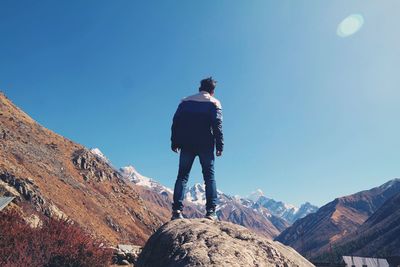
[199,77,217,93]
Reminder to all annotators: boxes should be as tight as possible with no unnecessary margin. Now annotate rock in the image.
[72,148,121,182]
[106,215,122,233]
[25,214,42,228]
[118,244,135,252]
[137,219,314,267]
[114,244,142,264]
[0,171,66,219]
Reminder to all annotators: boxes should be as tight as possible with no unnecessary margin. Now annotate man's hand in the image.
[216,150,222,157]
[171,145,180,153]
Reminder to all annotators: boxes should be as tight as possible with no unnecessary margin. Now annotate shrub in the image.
[0,210,112,267]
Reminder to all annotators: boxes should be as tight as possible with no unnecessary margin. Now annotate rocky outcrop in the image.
[72,148,121,182]
[0,171,66,218]
[111,244,142,265]
[137,219,314,267]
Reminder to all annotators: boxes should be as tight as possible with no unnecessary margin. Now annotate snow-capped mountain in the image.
[185,183,317,226]
[90,148,111,164]
[184,183,290,236]
[119,165,172,195]
[247,191,318,224]
[185,183,207,206]
[295,202,319,221]
[185,183,228,207]
[87,148,313,238]
[248,189,265,202]
[91,147,317,227]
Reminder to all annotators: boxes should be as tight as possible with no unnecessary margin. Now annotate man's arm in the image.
[211,104,224,155]
[171,103,182,152]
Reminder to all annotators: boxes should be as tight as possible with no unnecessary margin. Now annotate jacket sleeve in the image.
[171,103,182,149]
[211,104,224,152]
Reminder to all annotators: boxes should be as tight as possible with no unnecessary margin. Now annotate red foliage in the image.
[0,210,112,267]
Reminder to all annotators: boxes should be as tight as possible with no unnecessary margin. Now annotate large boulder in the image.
[137,219,314,267]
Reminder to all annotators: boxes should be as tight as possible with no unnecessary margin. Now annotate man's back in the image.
[171,91,223,152]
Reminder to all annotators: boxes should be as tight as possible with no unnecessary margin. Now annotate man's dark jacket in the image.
[171,91,224,152]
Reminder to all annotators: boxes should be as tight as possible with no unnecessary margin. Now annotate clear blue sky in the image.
[1,1,399,207]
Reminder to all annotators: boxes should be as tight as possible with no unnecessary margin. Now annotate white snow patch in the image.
[120,165,173,194]
[248,189,264,202]
[90,148,109,163]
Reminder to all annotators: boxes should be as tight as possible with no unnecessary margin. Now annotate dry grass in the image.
[0,209,113,267]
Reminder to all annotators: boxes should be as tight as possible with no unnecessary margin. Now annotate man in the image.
[170,77,224,221]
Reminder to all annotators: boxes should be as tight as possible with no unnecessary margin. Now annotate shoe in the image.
[205,209,217,221]
[171,210,184,220]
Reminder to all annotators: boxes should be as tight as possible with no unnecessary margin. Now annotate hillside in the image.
[275,179,400,258]
[319,191,400,260]
[0,92,164,245]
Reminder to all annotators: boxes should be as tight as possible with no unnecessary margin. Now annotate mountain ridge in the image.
[275,178,400,258]
[117,159,317,236]
[317,190,400,259]
[118,159,318,227]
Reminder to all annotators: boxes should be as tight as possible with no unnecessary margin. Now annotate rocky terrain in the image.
[0,92,164,245]
[137,218,315,267]
[275,178,400,258]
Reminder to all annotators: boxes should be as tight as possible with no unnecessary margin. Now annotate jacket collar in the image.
[199,91,211,96]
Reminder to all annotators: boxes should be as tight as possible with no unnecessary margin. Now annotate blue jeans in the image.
[172,147,217,212]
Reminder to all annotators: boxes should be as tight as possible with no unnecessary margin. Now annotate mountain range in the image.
[275,178,400,259]
[1,91,399,259]
[327,190,400,258]
[115,156,318,238]
[83,157,280,238]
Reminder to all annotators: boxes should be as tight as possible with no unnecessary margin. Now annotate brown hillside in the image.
[275,179,400,258]
[328,190,400,258]
[0,92,165,245]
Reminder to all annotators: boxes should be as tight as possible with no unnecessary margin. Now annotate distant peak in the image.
[298,202,319,212]
[119,165,145,181]
[255,189,264,194]
[120,165,137,173]
[380,178,400,189]
[90,148,108,162]
[233,195,241,200]
[119,165,174,193]
[248,189,265,202]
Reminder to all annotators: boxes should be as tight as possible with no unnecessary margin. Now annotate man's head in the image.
[199,77,217,95]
